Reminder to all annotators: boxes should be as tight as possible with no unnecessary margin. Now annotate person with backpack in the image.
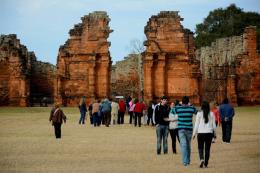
[49,103,67,139]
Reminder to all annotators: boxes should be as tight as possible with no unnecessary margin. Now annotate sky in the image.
[1,0,259,65]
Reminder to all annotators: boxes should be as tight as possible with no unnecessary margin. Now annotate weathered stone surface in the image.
[111,54,142,98]
[56,11,113,106]
[31,59,56,105]
[196,26,260,105]
[0,34,56,106]
[143,11,200,104]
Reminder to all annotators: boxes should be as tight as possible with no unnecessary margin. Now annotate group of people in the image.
[78,97,127,127]
[49,95,235,168]
[153,95,235,168]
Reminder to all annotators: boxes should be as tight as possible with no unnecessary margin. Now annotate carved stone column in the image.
[100,54,110,98]
[157,53,166,97]
[227,74,237,106]
[88,62,96,98]
[144,59,154,101]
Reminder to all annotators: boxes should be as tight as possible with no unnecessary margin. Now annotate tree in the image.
[195,4,260,50]
[127,38,145,54]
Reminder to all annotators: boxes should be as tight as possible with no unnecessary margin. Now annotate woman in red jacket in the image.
[134,99,146,127]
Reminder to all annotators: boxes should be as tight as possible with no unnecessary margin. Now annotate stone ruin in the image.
[143,11,201,104]
[1,11,259,107]
[0,34,56,106]
[55,11,113,106]
[196,26,260,105]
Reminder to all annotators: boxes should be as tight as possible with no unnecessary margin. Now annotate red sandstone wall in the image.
[56,11,113,106]
[196,26,260,105]
[0,34,56,106]
[143,11,200,104]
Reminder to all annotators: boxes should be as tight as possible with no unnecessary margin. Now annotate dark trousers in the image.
[117,111,125,124]
[169,129,179,153]
[134,112,142,127]
[129,111,133,124]
[89,111,93,125]
[222,120,233,142]
[147,114,154,126]
[103,111,111,127]
[156,125,169,154]
[79,112,86,124]
[53,122,62,138]
[197,133,213,166]
[93,112,99,126]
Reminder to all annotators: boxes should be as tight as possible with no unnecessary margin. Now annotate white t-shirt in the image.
[193,111,216,135]
[168,112,178,129]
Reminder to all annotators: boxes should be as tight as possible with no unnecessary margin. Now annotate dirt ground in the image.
[0,107,259,173]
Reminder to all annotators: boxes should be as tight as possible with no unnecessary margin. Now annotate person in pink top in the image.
[128,98,135,124]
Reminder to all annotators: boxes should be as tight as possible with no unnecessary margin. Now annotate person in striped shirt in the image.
[172,96,197,166]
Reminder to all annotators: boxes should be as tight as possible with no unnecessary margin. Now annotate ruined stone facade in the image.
[56,11,113,106]
[0,34,56,106]
[111,54,141,98]
[143,11,200,104]
[30,60,56,105]
[196,26,260,105]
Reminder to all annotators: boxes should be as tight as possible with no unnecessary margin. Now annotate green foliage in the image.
[195,4,260,50]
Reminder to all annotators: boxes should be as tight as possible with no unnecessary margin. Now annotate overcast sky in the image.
[1,0,259,65]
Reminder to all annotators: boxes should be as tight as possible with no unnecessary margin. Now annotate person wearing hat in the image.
[49,103,67,139]
[154,96,171,154]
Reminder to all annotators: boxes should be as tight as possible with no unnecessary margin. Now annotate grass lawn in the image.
[0,106,259,173]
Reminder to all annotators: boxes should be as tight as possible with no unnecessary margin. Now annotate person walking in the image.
[154,96,171,154]
[210,101,220,143]
[78,97,87,125]
[134,99,146,127]
[92,99,100,127]
[118,99,126,124]
[169,102,179,154]
[147,101,155,126]
[49,103,67,138]
[172,96,197,166]
[101,98,112,127]
[219,98,235,143]
[210,101,221,127]
[128,98,135,124]
[193,101,216,168]
[111,99,119,125]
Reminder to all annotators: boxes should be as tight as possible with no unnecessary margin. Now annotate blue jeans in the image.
[178,129,192,165]
[79,112,86,124]
[156,125,169,154]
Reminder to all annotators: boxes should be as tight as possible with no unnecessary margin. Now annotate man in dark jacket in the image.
[49,103,66,138]
[154,96,170,154]
[219,98,235,143]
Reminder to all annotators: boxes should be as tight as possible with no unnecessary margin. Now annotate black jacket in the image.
[154,103,170,126]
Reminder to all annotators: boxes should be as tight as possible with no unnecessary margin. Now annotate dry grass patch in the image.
[0,107,260,173]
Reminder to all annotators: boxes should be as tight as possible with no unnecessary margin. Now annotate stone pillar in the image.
[227,74,237,106]
[144,59,154,101]
[100,54,110,98]
[157,53,166,96]
[88,62,96,98]
[19,76,28,107]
